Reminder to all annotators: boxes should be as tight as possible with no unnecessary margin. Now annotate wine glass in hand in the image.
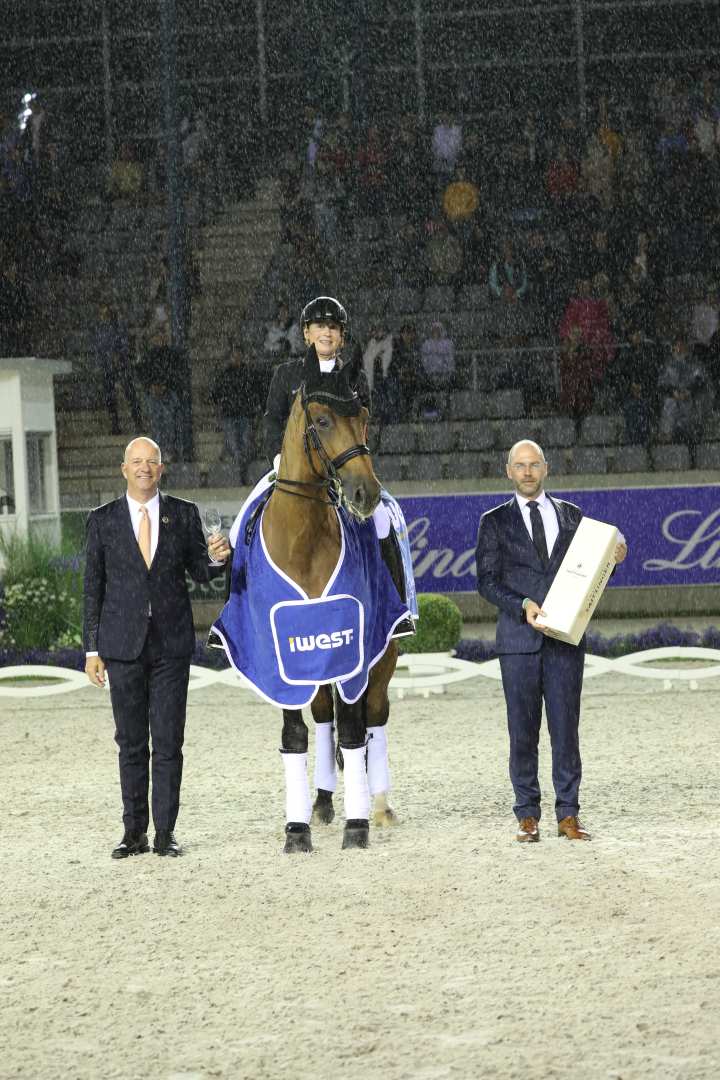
[203,507,223,537]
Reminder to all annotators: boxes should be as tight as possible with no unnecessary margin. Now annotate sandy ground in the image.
[2,670,719,1080]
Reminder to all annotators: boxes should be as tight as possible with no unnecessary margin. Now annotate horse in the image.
[214,346,408,853]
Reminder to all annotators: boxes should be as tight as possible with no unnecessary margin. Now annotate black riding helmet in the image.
[300,295,348,328]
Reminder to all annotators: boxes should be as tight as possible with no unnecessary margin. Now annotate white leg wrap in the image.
[281,752,312,825]
[366,725,391,796]
[342,745,370,821]
[313,721,337,793]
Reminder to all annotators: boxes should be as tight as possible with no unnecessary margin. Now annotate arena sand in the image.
[1,669,719,1080]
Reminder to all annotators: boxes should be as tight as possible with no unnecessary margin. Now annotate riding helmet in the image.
[300,296,348,327]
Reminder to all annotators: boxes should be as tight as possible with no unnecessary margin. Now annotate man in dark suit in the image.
[475,439,627,843]
[83,437,230,859]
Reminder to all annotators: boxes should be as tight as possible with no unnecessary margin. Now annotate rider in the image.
[263,295,412,625]
[263,295,369,464]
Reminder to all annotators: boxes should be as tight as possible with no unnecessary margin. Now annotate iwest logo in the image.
[288,629,354,652]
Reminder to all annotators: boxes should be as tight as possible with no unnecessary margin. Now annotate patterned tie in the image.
[138,505,152,568]
[527,501,549,566]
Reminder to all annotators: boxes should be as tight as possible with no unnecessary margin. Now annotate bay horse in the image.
[262,347,403,853]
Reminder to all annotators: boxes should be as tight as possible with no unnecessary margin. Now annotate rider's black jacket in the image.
[262,351,371,464]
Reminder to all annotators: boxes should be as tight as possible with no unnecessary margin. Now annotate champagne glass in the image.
[203,507,223,537]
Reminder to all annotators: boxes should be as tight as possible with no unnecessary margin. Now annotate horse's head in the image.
[281,346,381,520]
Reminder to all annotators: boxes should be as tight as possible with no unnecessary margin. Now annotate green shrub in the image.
[0,532,84,650]
[400,593,463,654]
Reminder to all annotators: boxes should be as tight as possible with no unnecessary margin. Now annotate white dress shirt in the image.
[515,490,559,556]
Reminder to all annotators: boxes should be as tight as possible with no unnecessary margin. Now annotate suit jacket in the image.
[83,492,224,661]
[262,354,371,463]
[475,494,584,654]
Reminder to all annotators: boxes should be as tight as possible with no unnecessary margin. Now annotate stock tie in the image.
[527,500,549,566]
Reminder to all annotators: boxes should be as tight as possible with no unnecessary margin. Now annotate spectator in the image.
[617,129,653,219]
[390,322,424,419]
[658,338,713,462]
[608,329,661,447]
[583,228,621,289]
[581,132,616,211]
[559,277,616,429]
[91,301,142,436]
[310,150,342,249]
[424,217,464,286]
[419,320,455,416]
[431,113,462,186]
[689,285,719,347]
[387,113,430,220]
[657,121,690,170]
[362,323,395,422]
[489,238,531,345]
[107,142,144,203]
[0,257,31,355]
[263,301,304,359]
[463,219,491,285]
[442,167,480,226]
[209,343,263,479]
[137,328,182,462]
[545,143,580,212]
[525,231,570,337]
[389,220,426,289]
[355,124,389,215]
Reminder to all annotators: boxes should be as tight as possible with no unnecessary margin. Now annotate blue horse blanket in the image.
[212,480,413,708]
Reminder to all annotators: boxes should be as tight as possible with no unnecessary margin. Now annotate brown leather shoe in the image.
[516,816,539,843]
[557,816,591,840]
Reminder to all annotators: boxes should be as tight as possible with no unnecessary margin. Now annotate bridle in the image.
[274,393,371,517]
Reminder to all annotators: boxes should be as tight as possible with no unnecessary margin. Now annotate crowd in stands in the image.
[257,72,720,465]
[5,67,720,476]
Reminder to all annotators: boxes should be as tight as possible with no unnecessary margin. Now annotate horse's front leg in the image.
[280,709,312,853]
[335,695,370,850]
[309,685,335,825]
[365,642,399,828]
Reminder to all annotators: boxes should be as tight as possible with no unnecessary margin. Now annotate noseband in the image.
[275,397,371,515]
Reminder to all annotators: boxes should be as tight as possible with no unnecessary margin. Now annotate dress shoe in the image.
[111,830,149,859]
[516,817,540,843]
[557,816,591,841]
[153,830,182,856]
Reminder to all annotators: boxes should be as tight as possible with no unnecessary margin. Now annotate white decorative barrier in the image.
[1,647,720,699]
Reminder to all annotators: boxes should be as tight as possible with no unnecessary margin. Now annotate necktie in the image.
[527,501,549,566]
[138,505,152,568]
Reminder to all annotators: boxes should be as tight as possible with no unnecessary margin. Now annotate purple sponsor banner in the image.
[396,485,720,592]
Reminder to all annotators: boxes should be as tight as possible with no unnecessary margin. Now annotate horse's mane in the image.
[301,345,362,417]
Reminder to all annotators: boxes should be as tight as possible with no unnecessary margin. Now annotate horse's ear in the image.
[303,343,322,390]
[336,361,353,396]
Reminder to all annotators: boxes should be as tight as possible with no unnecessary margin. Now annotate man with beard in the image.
[475,440,626,843]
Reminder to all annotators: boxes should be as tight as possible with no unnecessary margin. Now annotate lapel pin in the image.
[161,516,170,525]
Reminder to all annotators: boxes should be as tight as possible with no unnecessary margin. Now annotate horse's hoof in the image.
[342,819,369,850]
[372,806,399,828]
[311,790,335,825]
[283,823,313,854]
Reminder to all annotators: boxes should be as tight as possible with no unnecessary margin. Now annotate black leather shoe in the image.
[153,830,182,857]
[111,831,149,859]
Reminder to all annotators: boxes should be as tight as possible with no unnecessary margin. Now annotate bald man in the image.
[83,437,230,858]
[475,440,626,842]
